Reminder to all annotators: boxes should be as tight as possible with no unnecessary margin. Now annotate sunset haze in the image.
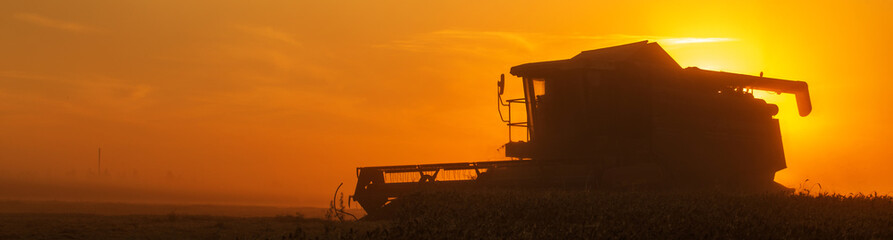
[2,1,892,207]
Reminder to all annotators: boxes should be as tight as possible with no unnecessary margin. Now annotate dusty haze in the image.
[2,1,892,207]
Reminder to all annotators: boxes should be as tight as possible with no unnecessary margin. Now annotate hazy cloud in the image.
[0,70,56,81]
[378,30,540,55]
[13,13,97,33]
[235,25,301,46]
[429,30,537,50]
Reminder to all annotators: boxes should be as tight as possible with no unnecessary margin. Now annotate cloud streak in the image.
[657,37,736,45]
[381,30,737,55]
[13,13,97,33]
[563,34,736,45]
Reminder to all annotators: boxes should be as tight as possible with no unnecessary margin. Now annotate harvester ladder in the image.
[498,96,528,142]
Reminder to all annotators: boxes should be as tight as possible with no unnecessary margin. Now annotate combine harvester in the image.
[351,41,812,215]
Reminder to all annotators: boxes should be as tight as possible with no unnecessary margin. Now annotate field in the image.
[0,200,371,240]
[367,190,893,239]
[3,190,893,239]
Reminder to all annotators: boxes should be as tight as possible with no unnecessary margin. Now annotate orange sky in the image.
[2,1,892,207]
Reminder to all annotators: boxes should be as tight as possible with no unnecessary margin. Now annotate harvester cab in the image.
[353,41,811,216]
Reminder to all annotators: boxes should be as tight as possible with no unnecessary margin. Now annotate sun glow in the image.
[753,90,799,118]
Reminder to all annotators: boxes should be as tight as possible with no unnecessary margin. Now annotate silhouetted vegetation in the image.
[326,183,358,222]
[296,190,893,239]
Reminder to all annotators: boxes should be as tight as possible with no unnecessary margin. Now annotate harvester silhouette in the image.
[351,41,812,216]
